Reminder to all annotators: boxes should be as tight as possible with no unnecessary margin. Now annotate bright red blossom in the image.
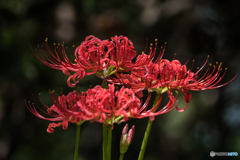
[29,35,237,133]
[32,36,165,88]
[26,90,83,133]
[27,84,179,132]
[109,56,236,112]
[74,36,161,72]
[151,57,237,92]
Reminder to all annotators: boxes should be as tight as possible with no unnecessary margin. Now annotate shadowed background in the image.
[0,0,240,160]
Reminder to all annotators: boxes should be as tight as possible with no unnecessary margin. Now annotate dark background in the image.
[0,0,240,160]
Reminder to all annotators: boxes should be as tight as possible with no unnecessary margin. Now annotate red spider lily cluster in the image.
[28,35,236,133]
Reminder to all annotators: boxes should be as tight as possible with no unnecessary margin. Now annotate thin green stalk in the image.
[74,124,81,160]
[103,124,108,160]
[138,93,161,160]
[137,118,153,160]
[102,77,108,160]
[114,115,123,122]
[107,125,113,160]
[119,153,124,160]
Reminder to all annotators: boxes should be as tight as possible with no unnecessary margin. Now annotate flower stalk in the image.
[102,75,108,160]
[119,153,124,160]
[103,124,108,160]
[74,123,81,160]
[138,93,161,160]
[137,118,153,160]
[107,124,113,160]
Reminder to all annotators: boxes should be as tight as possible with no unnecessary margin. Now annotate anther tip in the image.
[164,42,167,44]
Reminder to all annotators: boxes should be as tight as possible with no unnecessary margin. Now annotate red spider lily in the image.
[151,57,237,91]
[26,84,178,132]
[79,84,143,122]
[108,55,237,112]
[107,57,189,94]
[155,58,236,112]
[74,36,112,75]
[32,36,165,88]
[106,41,168,94]
[31,38,85,88]
[74,36,158,76]
[26,90,86,133]
[81,84,178,122]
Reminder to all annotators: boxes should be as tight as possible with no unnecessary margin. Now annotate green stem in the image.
[137,118,153,160]
[114,115,123,122]
[102,71,109,160]
[107,125,113,160]
[74,124,81,160]
[103,124,108,160]
[119,153,124,160]
[138,93,161,160]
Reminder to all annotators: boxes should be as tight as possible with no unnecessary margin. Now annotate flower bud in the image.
[120,124,135,154]
[127,125,135,144]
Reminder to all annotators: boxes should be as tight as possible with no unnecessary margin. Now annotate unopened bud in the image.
[120,134,128,154]
[120,124,135,154]
[121,124,128,141]
[127,125,135,144]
